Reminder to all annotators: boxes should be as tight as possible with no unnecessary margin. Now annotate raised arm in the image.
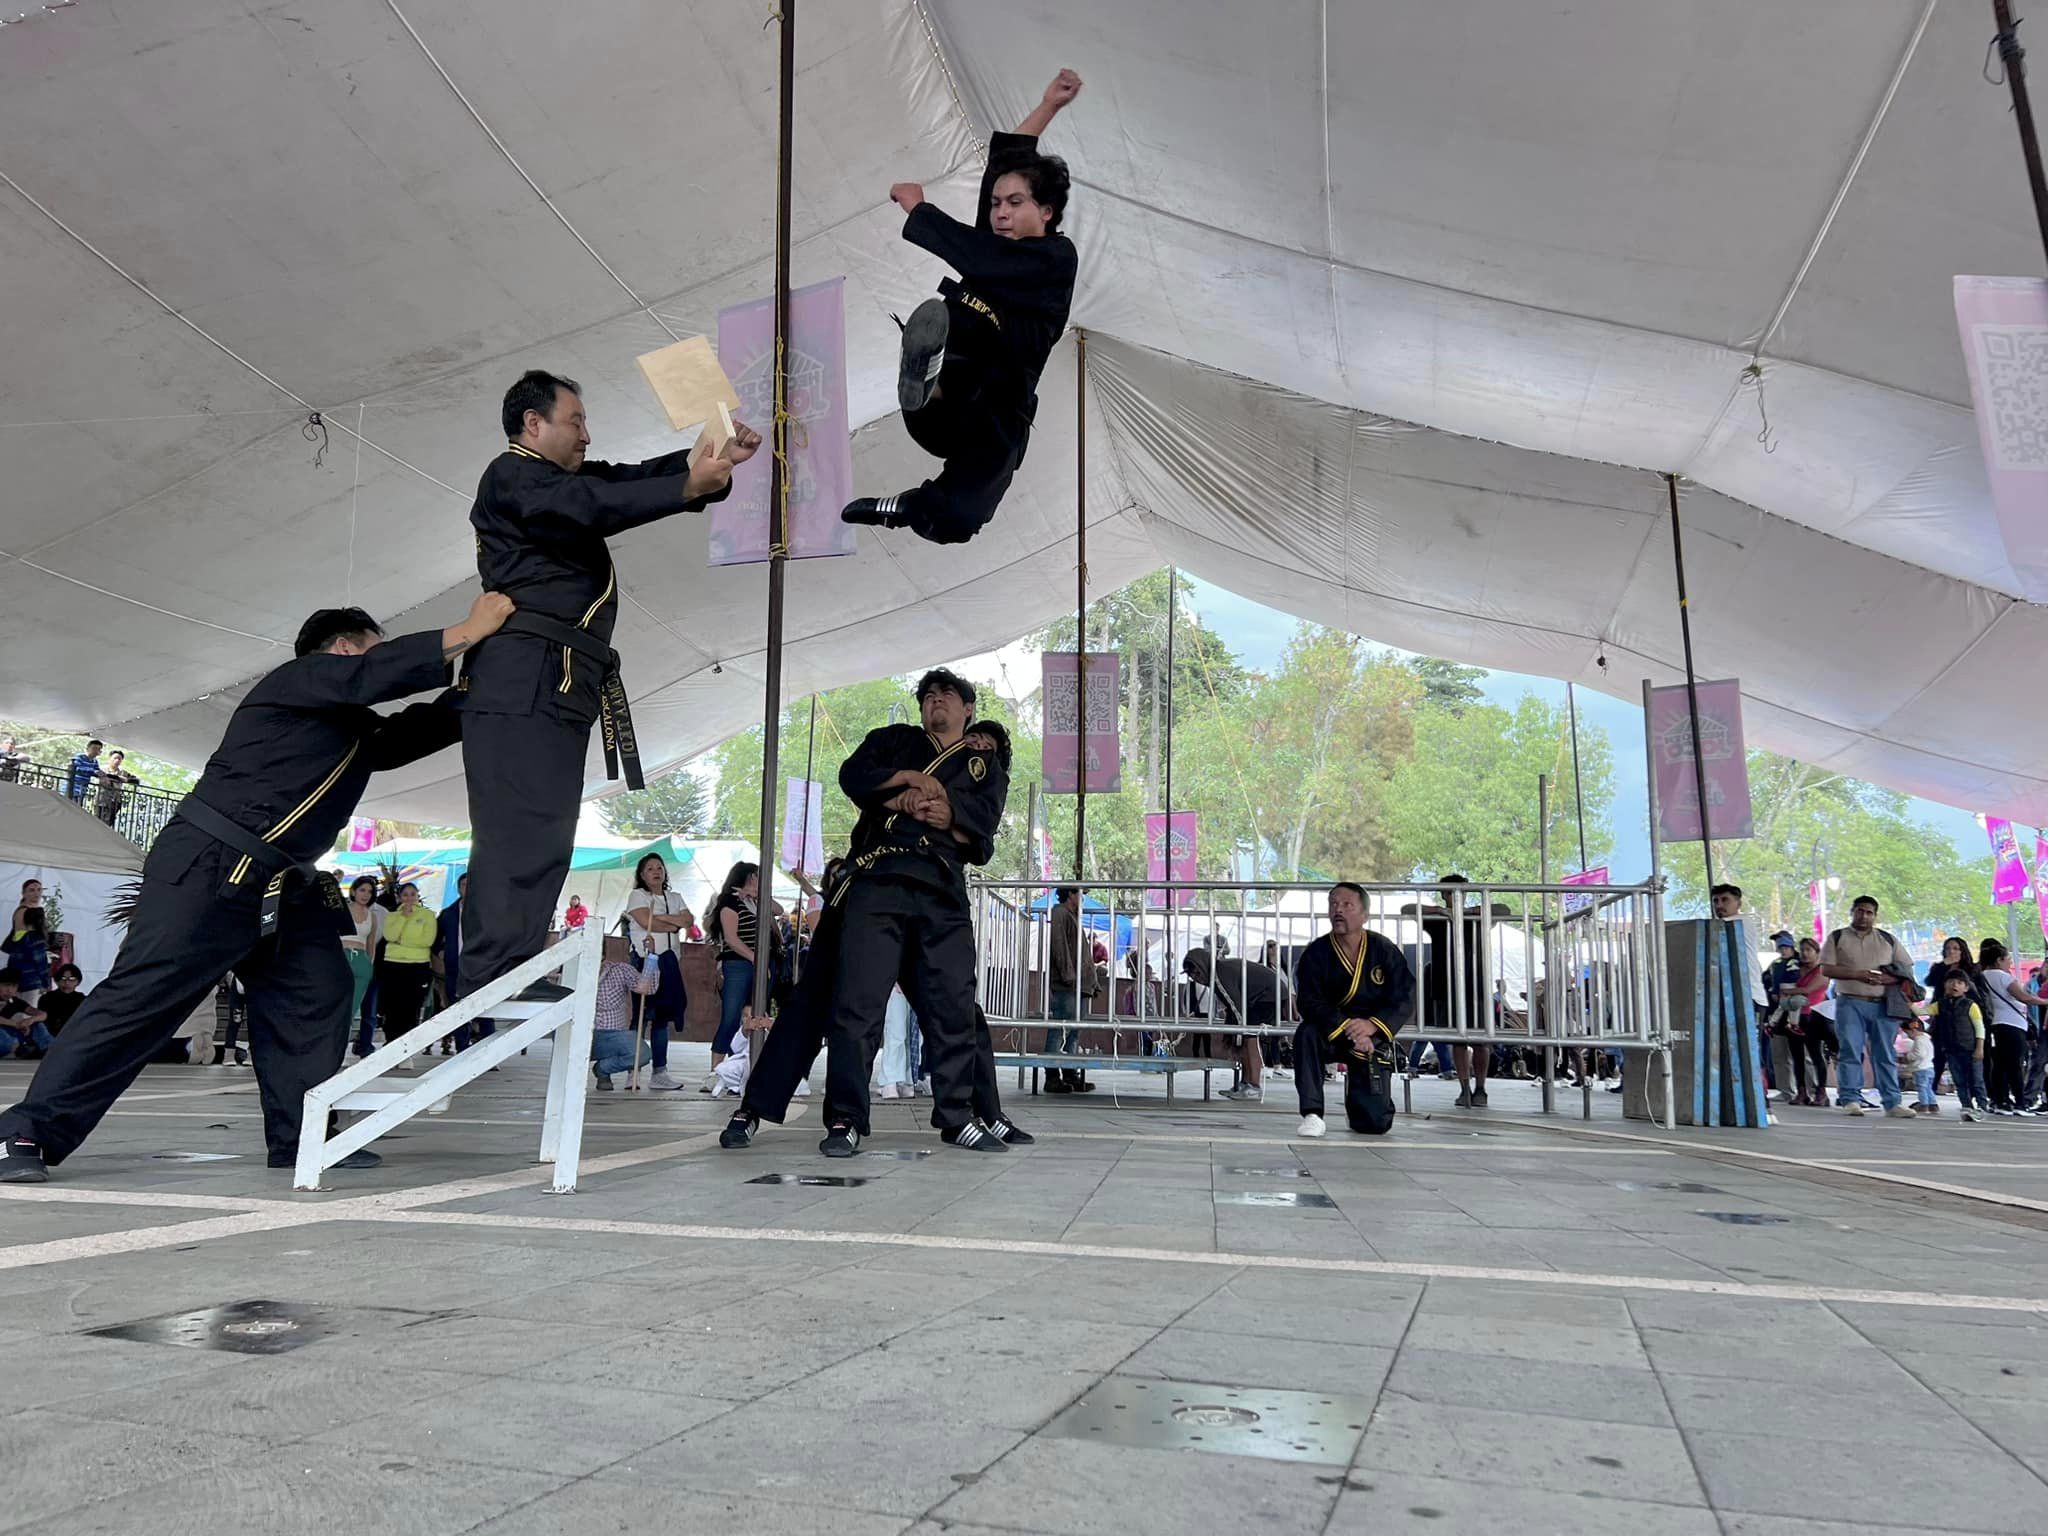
[1013,68,1082,140]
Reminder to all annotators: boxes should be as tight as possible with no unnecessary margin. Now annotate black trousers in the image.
[1291,1020,1397,1135]
[893,365,1028,546]
[1990,1027,2028,1108]
[0,826,350,1164]
[459,708,589,997]
[822,875,979,1135]
[746,992,1006,1132]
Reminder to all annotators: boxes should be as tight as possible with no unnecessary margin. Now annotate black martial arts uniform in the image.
[0,632,459,1166]
[818,725,1008,1135]
[458,441,728,999]
[882,133,1077,544]
[1292,930,1415,1136]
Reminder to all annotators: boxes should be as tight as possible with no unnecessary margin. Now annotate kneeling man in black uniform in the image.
[1292,882,1415,1139]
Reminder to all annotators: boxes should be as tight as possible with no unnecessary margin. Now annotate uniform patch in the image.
[1370,966,1384,985]
[969,756,987,782]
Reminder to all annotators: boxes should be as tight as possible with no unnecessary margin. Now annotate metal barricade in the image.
[967,877,1672,1123]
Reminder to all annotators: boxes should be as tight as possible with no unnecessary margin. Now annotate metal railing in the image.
[295,927,601,1190]
[2,760,182,850]
[968,876,1673,1122]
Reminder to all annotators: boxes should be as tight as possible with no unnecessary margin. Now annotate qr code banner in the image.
[1956,277,2048,598]
[1042,651,1121,794]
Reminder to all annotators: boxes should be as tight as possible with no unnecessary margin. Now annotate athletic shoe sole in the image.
[897,299,949,413]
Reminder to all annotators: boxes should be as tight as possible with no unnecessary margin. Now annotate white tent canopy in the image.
[4,1,2044,823]
[0,781,146,988]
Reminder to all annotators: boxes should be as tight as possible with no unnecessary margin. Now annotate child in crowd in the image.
[1931,968,1988,1122]
[1896,1016,1936,1114]
[0,968,54,1059]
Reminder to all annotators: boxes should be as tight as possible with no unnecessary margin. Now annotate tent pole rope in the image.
[1993,0,2048,263]
[1074,329,1089,886]
[1666,473,1716,892]
[752,0,797,1026]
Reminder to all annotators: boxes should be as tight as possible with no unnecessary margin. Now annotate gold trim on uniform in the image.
[505,442,545,461]
[226,740,362,886]
[559,562,617,695]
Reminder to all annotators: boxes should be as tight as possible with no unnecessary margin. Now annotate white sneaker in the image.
[873,1082,900,1101]
[911,1079,933,1097]
[1885,1104,1917,1120]
[1297,1114,1327,1138]
[1841,1102,1867,1116]
[646,1072,681,1092]
[709,1083,733,1099]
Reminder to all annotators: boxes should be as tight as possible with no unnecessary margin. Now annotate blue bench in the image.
[992,1052,1230,1101]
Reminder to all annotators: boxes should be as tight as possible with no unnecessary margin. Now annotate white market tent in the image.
[4,2,2046,826]
[0,780,145,987]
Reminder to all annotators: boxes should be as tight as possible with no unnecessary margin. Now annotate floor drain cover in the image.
[87,1299,411,1355]
[1699,1211,1792,1225]
[1612,1181,1725,1194]
[1215,1191,1337,1209]
[1040,1377,1375,1466]
[746,1173,871,1187]
[151,1152,241,1163]
[1220,1167,1315,1179]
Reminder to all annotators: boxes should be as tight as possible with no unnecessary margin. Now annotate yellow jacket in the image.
[383,906,437,966]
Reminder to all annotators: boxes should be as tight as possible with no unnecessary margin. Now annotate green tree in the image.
[1663,750,2005,937]
[1407,656,1486,715]
[598,772,709,840]
[1381,695,1615,884]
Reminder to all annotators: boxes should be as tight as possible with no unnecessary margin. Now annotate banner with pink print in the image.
[1986,815,2030,905]
[1646,680,1754,844]
[1145,811,1197,908]
[2034,835,2048,945]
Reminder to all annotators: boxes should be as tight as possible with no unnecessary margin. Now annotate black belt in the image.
[176,797,342,940]
[499,611,643,790]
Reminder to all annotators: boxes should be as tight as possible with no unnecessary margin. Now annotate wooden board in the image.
[635,335,740,445]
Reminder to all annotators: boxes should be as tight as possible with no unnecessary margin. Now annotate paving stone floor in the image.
[3,1052,2047,1534]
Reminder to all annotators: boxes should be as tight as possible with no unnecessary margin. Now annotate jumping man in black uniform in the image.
[0,594,514,1183]
[1291,882,1416,1139]
[841,69,1082,545]
[459,371,759,1003]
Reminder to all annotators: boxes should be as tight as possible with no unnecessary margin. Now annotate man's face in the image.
[921,686,970,739]
[1712,890,1740,919]
[22,882,39,903]
[1851,902,1877,932]
[458,876,468,897]
[1328,886,1363,935]
[989,172,1049,240]
[56,973,77,993]
[0,982,15,1002]
[526,389,590,471]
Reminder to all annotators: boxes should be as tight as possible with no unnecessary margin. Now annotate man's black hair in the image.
[53,963,81,984]
[1851,894,1880,912]
[1437,872,1468,885]
[85,739,103,752]
[295,608,383,658]
[0,968,19,989]
[1332,881,1367,903]
[972,718,1013,772]
[916,668,976,708]
[1055,885,1078,904]
[993,149,1072,233]
[501,369,582,439]
[1711,883,1743,902]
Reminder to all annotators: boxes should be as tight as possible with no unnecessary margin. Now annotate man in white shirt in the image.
[1819,894,1916,1119]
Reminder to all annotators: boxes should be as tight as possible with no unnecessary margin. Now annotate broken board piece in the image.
[636,335,740,445]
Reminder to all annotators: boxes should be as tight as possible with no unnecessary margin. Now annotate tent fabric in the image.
[0,783,147,879]
[4,2,2046,822]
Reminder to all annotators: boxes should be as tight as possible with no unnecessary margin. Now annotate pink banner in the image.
[780,778,824,879]
[1808,881,1826,943]
[1561,865,1608,915]
[1041,652,1121,794]
[1145,810,1197,908]
[2035,836,2048,945]
[1986,815,2031,905]
[1647,679,1754,844]
[347,816,377,853]
[710,277,855,566]
[1955,277,2048,601]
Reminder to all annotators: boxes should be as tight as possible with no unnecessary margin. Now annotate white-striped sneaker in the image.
[942,1119,1009,1153]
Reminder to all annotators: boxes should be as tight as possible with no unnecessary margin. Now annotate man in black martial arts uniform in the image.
[841,69,1083,545]
[722,720,1031,1151]
[0,594,514,1183]
[1291,882,1415,1140]
[458,371,759,1005]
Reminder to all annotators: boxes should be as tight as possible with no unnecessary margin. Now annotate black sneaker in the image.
[719,1113,758,1150]
[0,1137,47,1183]
[941,1119,1009,1153]
[1472,1088,1489,1107]
[986,1117,1035,1145]
[1043,1071,1074,1095]
[820,1121,862,1158]
[841,496,909,529]
[896,297,950,412]
[268,1148,381,1170]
